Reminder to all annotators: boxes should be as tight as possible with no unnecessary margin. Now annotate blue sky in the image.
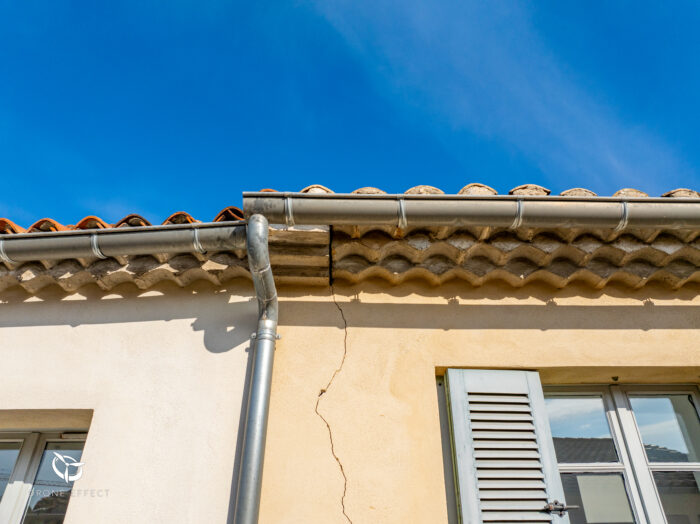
[1,1,699,225]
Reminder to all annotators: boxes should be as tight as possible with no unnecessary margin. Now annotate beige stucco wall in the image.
[0,282,258,523]
[2,279,699,523]
[261,281,700,524]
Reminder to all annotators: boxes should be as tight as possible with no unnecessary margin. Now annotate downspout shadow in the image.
[227,338,255,524]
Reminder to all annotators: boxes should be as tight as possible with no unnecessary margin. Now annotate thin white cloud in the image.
[311,1,697,194]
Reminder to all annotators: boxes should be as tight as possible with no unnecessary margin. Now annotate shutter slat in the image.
[479,489,548,499]
[481,500,549,510]
[473,440,538,449]
[479,480,547,489]
[471,421,536,431]
[483,512,552,522]
[470,403,532,412]
[477,469,545,479]
[475,459,543,469]
[469,412,534,422]
[471,430,537,440]
[468,394,530,404]
[474,450,541,459]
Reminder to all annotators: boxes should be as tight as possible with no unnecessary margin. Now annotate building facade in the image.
[0,183,699,523]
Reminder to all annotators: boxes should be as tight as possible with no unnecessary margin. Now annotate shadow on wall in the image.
[280,281,700,331]
[0,280,259,353]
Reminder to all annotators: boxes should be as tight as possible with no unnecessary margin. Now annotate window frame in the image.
[0,431,86,524]
[544,386,647,523]
[544,384,700,524]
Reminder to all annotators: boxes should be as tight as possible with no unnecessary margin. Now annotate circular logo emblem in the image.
[51,452,84,483]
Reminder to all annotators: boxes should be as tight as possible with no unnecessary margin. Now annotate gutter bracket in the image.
[397,197,408,230]
[509,199,524,229]
[0,239,15,264]
[192,227,206,254]
[614,201,629,232]
[90,234,108,259]
[285,197,296,227]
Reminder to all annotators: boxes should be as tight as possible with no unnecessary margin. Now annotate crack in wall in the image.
[314,284,352,523]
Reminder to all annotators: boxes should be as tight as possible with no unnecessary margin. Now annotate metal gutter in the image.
[243,192,700,230]
[0,221,246,263]
[234,214,278,524]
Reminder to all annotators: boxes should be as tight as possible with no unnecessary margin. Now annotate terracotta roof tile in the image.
[352,187,387,194]
[560,188,597,197]
[509,184,551,196]
[74,216,110,230]
[458,183,497,195]
[0,218,26,234]
[213,206,245,222]
[405,185,444,195]
[663,188,700,198]
[114,214,151,228]
[28,218,68,233]
[163,212,199,225]
[300,184,333,194]
[614,188,649,197]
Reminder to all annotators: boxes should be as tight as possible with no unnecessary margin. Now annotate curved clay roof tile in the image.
[560,188,598,197]
[213,206,244,222]
[300,184,333,194]
[74,216,110,230]
[28,218,67,233]
[662,188,700,198]
[613,188,649,197]
[114,214,152,228]
[458,183,497,195]
[352,187,387,194]
[405,185,444,195]
[0,218,26,234]
[509,184,551,196]
[163,212,198,225]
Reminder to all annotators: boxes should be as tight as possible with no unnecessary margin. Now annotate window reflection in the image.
[629,395,700,463]
[561,473,634,524]
[653,471,700,523]
[545,396,618,463]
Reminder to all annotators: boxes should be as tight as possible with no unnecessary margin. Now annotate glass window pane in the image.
[544,395,618,462]
[0,442,22,502]
[652,471,700,524]
[22,441,84,524]
[629,395,700,462]
[561,472,635,524]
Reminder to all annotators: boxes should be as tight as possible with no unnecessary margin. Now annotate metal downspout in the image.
[234,214,278,524]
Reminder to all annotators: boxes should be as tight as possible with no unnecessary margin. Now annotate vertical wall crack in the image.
[314,284,352,523]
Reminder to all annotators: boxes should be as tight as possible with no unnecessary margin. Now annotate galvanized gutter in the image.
[0,221,246,262]
[243,192,700,230]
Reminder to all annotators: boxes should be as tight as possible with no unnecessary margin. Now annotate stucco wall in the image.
[2,280,699,523]
[0,282,258,523]
[261,281,700,524]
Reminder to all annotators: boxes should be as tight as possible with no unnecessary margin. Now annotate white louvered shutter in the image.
[446,369,570,524]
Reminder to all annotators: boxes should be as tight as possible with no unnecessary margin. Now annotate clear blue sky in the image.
[1,1,699,225]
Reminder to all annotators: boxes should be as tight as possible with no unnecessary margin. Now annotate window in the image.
[445,370,700,524]
[0,432,86,524]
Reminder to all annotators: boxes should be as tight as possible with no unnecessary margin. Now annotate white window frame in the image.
[544,384,700,524]
[0,432,86,524]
